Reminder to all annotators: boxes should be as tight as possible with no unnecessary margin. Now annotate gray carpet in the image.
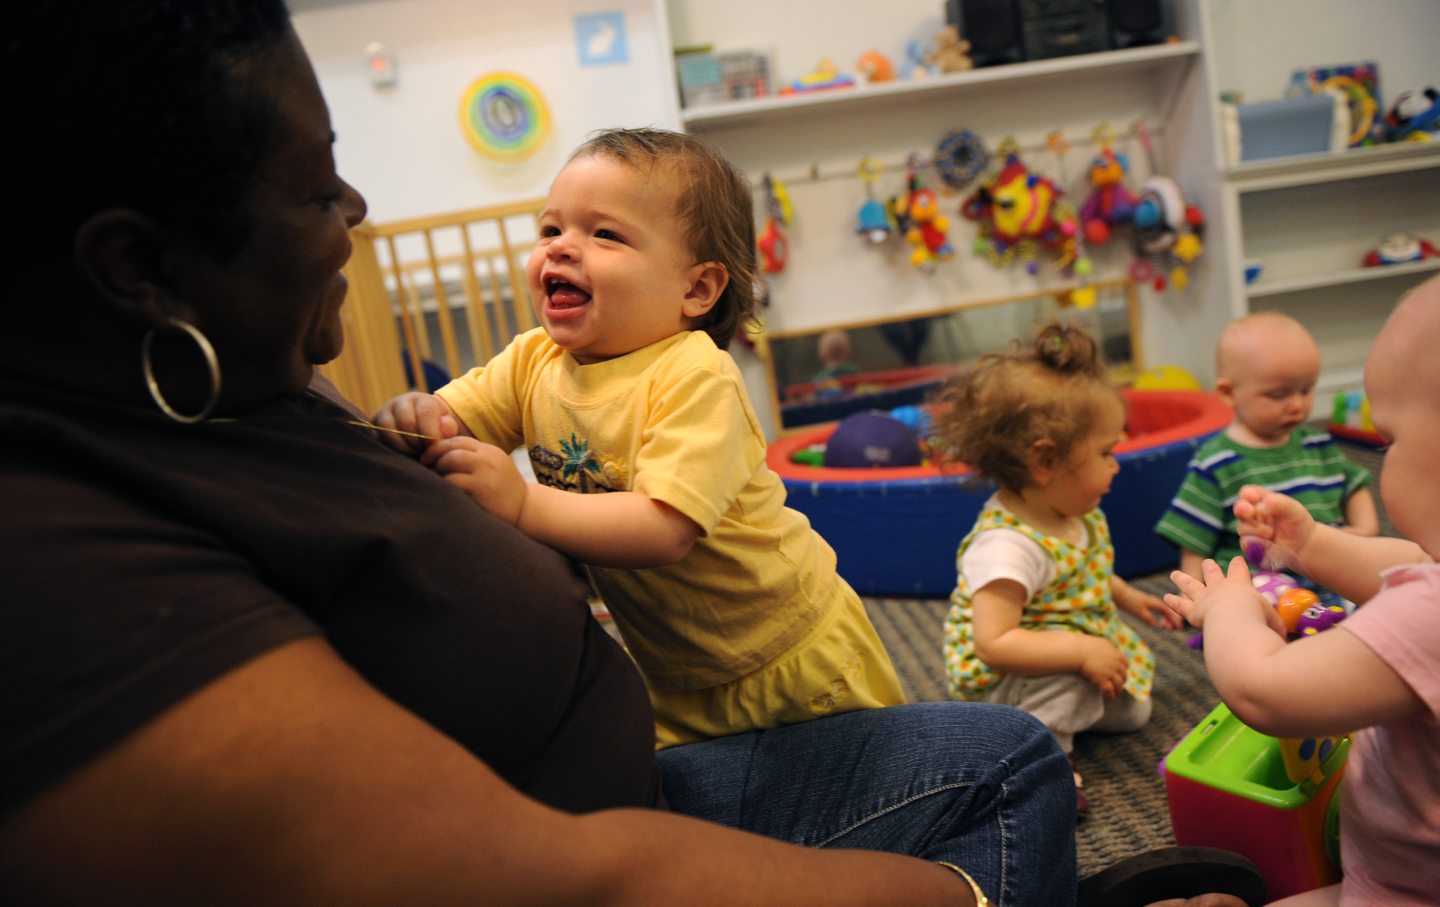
[862,436,1389,878]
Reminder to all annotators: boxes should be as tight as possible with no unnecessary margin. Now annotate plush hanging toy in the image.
[960,139,1079,275]
[1077,127,1139,246]
[901,167,955,272]
[1128,175,1204,290]
[757,174,791,274]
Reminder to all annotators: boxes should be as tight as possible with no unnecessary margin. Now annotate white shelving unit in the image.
[681,42,1201,131]
[1212,141,1440,408]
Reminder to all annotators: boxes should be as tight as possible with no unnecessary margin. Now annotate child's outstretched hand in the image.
[1111,576,1184,629]
[372,392,460,454]
[1165,557,1288,639]
[422,436,527,526]
[1233,485,1316,572]
[1078,636,1127,699]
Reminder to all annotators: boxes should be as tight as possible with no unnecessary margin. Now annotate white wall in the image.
[292,0,679,223]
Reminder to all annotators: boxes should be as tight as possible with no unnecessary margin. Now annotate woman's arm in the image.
[0,638,980,907]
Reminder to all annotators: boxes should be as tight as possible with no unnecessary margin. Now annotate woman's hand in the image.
[1111,577,1183,629]
[1078,636,1126,698]
[422,437,527,526]
[372,392,461,454]
[1164,557,1287,639]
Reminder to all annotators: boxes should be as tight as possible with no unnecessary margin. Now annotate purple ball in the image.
[823,411,922,468]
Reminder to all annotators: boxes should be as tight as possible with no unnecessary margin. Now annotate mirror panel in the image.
[762,279,1140,432]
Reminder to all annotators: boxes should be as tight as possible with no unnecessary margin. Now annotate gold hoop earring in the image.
[142,317,221,424]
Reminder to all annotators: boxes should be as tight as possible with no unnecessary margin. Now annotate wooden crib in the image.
[319,198,545,415]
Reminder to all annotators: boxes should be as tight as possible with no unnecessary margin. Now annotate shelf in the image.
[1224,140,1440,192]
[1246,258,1440,299]
[678,42,1201,130]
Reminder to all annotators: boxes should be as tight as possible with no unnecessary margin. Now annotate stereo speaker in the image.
[945,0,1025,67]
[1106,0,1170,49]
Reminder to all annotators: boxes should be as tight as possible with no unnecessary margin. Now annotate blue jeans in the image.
[657,701,1077,907]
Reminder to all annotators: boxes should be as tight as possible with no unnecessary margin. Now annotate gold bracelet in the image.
[934,861,990,906]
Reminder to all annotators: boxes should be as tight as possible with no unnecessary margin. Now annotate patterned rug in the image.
[863,434,1390,878]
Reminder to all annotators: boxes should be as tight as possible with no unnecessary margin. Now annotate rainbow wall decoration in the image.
[460,71,551,162]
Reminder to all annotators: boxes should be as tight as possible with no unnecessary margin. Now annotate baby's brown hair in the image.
[570,127,760,349]
[930,322,1121,493]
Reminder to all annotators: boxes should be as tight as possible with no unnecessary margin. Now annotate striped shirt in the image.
[1154,425,1370,565]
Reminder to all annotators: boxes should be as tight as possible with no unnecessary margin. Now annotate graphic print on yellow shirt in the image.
[530,433,626,493]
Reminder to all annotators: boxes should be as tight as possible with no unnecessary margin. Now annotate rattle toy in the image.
[1128,175,1203,290]
[854,155,893,245]
[757,174,791,274]
[933,128,989,191]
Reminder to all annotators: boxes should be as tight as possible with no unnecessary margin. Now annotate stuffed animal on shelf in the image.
[1128,175,1204,290]
[855,49,896,85]
[924,25,973,74]
[902,174,955,271]
[960,145,1080,275]
[1078,148,1139,245]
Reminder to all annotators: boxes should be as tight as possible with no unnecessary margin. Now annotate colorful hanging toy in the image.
[960,138,1080,275]
[1044,130,1097,307]
[757,173,791,274]
[933,128,989,191]
[1078,124,1139,246]
[1127,121,1204,291]
[854,155,893,244]
[900,158,955,272]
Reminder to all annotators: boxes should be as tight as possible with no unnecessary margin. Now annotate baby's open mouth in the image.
[546,277,591,308]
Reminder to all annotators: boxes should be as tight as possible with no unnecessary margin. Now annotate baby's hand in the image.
[372,392,459,454]
[1113,578,1184,630]
[422,437,527,526]
[1078,636,1127,699]
[1164,557,1288,639]
[1234,485,1316,570]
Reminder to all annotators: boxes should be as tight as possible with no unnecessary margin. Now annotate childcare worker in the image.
[2,2,1082,903]
[376,127,904,748]
[932,323,1180,818]
[1166,275,1440,906]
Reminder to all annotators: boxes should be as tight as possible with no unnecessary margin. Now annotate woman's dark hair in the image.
[571,128,761,350]
[3,0,293,266]
[930,322,1121,493]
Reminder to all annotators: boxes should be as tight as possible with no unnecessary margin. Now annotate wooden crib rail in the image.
[319,198,545,416]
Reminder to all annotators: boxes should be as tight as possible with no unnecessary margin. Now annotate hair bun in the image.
[1035,322,1104,377]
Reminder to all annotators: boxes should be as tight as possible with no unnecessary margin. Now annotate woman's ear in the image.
[73,210,175,328]
[681,261,728,319]
[1027,439,1059,486]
